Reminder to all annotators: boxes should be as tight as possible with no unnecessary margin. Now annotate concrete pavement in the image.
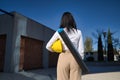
[0,65,120,80]
[82,71,120,80]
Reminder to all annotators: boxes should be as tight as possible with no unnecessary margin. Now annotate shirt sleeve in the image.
[46,31,59,52]
[78,31,84,59]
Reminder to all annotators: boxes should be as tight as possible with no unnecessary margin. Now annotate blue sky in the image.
[0,0,120,50]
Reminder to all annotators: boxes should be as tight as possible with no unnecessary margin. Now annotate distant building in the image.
[0,12,58,73]
[84,50,120,61]
[84,51,98,61]
[114,49,120,61]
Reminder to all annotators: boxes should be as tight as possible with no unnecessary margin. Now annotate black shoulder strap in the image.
[58,29,89,74]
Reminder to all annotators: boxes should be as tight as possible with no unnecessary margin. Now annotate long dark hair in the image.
[60,12,77,32]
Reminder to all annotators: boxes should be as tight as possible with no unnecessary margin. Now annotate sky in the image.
[0,0,120,50]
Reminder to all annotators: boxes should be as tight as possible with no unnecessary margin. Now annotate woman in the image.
[46,12,84,80]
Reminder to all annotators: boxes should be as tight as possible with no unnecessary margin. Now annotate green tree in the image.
[107,28,114,61]
[92,29,104,61]
[98,34,104,61]
[84,37,93,52]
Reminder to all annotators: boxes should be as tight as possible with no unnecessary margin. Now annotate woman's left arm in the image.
[78,31,84,59]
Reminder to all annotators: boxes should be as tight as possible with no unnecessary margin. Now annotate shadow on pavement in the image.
[0,68,56,80]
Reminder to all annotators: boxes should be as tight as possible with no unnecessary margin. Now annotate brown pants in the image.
[57,51,82,80]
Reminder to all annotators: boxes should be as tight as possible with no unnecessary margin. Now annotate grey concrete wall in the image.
[0,12,55,72]
[10,13,27,72]
[0,14,15,72]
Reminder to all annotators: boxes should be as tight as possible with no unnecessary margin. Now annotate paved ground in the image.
[82,66,120,80]
[0,65,120,80]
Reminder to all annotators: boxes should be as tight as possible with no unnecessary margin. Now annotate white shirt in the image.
[46,28,84,59]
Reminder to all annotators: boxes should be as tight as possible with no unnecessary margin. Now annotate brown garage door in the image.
[20,36,43,70]
[0,35,6,72]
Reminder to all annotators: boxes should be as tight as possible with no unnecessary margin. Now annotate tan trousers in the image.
[57,51,82,80]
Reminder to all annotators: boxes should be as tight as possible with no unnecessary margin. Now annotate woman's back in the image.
[63,28,82,51]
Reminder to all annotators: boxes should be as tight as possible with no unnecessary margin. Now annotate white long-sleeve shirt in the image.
[46,28,84,59]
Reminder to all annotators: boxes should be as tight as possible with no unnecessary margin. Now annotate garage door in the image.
[20,36,43,70]
[0,35,6,72]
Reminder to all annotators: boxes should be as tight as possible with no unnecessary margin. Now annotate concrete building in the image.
[0,12,58,73]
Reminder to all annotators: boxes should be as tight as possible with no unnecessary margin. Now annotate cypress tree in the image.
[107,29,114,61]
[98,34,104,61]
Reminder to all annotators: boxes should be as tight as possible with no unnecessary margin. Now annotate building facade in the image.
[0,12,58,73]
